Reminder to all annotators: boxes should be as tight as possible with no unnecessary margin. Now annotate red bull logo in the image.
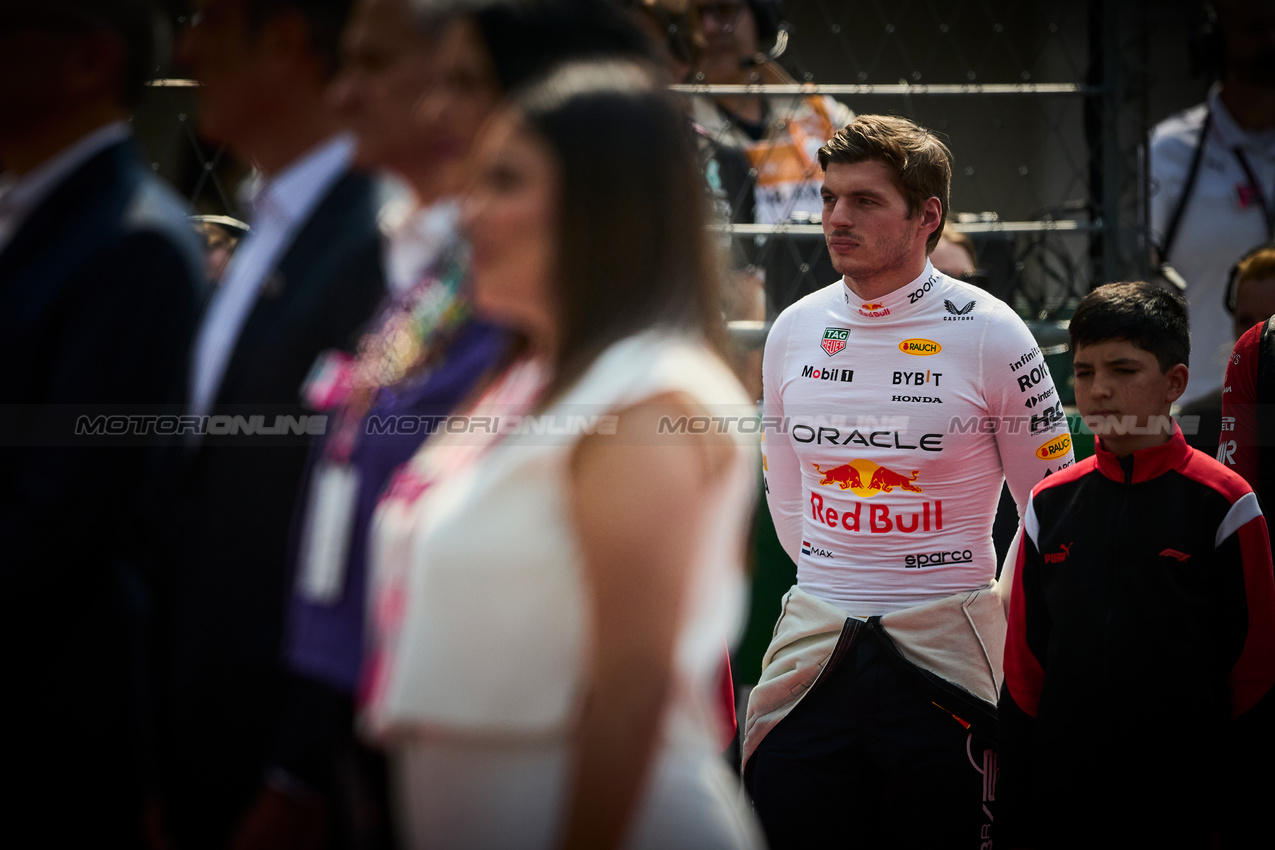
[898,338,941,355]
[858,302,891,318]
[1035,433,1072,461]
[810,491,943,534]
[812,460,923,496]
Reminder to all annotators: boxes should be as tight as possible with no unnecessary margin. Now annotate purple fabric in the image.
[284,318,507,693]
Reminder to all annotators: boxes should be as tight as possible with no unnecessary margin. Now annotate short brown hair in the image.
[818,114,952,252]
[1234,245,1275,292]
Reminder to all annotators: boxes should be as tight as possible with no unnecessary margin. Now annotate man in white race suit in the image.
[744,114,1074,849]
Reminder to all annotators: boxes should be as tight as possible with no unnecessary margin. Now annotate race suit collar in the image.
[840,261,942,320]
[1094,422,1191,484]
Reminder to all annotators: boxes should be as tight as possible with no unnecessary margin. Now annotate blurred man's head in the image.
[327,0,438,181]
[1220,0,1275,89]
[930,231,978,280]
[625,0,701,82]
[0,0,158,168]
[691,0,757,84]
[178,0,353,156]
[1230,245,1275,338]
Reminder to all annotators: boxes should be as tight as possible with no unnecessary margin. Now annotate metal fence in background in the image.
[131,0,1209,325]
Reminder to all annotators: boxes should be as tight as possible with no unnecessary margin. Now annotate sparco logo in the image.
[802,365,854,382]
[905,549,973,568]
[943,299,975,321]
[822,327,849,356]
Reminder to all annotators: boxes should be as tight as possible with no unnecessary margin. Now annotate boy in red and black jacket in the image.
[999,282,1275,848]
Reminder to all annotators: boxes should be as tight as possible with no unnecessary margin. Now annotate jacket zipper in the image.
[865,617,1000,741]
[801,617,862,703]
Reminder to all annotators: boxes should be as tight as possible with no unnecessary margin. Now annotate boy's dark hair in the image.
[1070,281,1191,370]
[817,113,952,252]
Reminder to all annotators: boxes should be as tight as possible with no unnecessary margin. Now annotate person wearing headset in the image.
[1150,0,1275,409]
[1181,242,1275,456]
[1219,244,1275,505]
[687,0,852,228]
[1227,243,1275,338]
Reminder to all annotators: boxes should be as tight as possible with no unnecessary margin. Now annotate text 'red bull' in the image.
[810,492,943,533]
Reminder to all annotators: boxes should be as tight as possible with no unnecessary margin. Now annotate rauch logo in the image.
[1035,433,1072,461]
[898,338,941,355]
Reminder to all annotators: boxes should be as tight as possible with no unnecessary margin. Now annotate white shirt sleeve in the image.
[980,309,1075,518]
[762,307,804,564]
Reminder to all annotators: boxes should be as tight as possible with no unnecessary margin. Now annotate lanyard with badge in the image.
[296,250,471,604]
[1231,145,1275,240]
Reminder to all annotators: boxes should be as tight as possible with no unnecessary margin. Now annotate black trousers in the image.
[746,626,996,849]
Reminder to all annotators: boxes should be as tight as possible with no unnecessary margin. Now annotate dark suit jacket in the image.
[158,166,386,847]
[0,137,204,842]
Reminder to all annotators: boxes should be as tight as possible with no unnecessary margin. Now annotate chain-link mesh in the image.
[681,0,1146,323]
[131,1,1204,322]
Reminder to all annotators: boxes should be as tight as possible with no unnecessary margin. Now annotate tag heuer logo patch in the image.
[822,327,849,356]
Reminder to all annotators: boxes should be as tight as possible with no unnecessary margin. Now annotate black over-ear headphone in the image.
[748,0,783,54]
[1225,241,1275,314]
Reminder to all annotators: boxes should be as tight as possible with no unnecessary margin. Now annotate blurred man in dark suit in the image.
[157,1,386,846]
[0,0,204,845]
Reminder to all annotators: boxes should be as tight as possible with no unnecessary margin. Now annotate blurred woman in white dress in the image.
[360,59,765,849]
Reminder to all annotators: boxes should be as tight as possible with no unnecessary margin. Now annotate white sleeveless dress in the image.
[363,331,765,850]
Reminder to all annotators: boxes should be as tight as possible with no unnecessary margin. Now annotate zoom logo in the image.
[904,549,974,568]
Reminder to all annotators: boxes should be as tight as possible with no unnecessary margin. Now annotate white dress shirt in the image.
[381,196,461,297]
[0,122,131,256]
[189,134,355,416]
[1151,85,1275,406]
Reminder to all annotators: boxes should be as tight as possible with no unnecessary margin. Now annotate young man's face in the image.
[1073,339,1188,455]
[693,0,757,84]
[821,159,933,287]
[179,0,279,148]
[1232,274,1275,340]
[1222,0,1275,89]
[327,0,434,174]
